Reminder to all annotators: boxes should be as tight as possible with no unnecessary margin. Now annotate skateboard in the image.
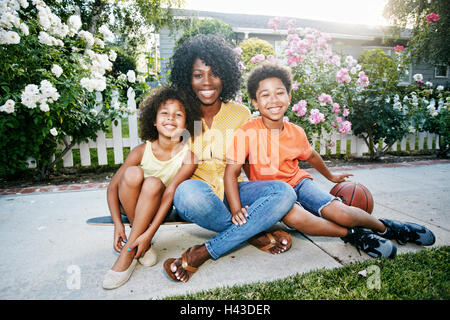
[86,208,192,226]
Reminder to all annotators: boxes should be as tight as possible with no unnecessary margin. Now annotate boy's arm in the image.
[306,149,353,183]
[225,161,249,225]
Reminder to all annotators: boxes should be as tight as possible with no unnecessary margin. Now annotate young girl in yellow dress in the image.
[102,85,200,289]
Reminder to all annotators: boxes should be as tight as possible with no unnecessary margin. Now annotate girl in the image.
[102,85,199,289]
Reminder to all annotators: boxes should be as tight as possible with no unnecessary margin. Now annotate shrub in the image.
[0,1,148,180]
[238,37,275,68]
[349,48,410,159]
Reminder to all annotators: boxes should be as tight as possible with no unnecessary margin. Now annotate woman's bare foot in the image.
[166,245,211,282]
[248,231,292,254]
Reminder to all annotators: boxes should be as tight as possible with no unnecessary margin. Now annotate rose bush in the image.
[0,0,149,179]
[402,82,449,157]
[239,18,370,145]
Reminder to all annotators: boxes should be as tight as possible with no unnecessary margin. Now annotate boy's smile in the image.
[252,77,291,130]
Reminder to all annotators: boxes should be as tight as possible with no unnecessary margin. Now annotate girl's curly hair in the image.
[169,34,242,104]
[138,85,201,142]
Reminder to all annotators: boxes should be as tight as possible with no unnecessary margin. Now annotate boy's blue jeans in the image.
[173,179,297,259]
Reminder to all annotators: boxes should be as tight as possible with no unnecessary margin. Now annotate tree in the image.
[0,1,145,180]
[174,17,236,48]
[47,0,184,56]
[383,0,450,66]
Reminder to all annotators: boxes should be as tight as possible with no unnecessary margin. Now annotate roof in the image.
[170,9,411,40]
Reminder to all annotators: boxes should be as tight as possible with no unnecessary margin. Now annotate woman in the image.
[163,34,297,283]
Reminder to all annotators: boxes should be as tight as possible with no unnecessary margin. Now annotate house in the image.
[158,9,449,88]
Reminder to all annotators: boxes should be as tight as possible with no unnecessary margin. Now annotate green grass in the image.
[165,246,450,300]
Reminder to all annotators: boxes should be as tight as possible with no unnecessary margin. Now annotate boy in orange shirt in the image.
[225,63,435,258]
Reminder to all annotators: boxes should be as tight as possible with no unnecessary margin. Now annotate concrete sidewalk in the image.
[0,161,449,300]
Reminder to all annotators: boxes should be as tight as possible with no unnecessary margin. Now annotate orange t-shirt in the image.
[226,117,313,187]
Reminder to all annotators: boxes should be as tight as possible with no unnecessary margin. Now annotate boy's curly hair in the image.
[139,85,201,142]
[246,63,293,101]
[169,34,242,104]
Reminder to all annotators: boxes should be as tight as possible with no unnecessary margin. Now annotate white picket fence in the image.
[57,88,141,168]
[47,91,440,168]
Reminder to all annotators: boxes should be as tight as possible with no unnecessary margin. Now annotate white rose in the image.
[1,100,15,114]
[109,50,117,62]
[78,30,95,46]
[51,64,63,77]
[50,128,58,136]
[126,70,136,83]
[39,102,50,112]
[2,31,20,44]
[437,85,444,91]
[413,73,423,82]
[20,23,29,36]
[67,15,82,33]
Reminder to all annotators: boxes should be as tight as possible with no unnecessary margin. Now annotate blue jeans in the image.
[294,178,339,218]
[173,179,297,259]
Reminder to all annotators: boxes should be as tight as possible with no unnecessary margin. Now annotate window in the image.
[435,65,449,78]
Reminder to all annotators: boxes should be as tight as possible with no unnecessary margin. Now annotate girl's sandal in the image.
[163,250,198,282]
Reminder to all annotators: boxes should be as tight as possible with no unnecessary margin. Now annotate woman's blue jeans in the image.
[173,179,297,259]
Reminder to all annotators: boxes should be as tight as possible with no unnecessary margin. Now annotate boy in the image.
[225,63,435,258]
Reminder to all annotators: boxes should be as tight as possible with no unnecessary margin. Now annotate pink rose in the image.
[394,45,405,52]
[308,109,325,124]
[338,120,352,134]
[343,107,349,117]
[336,68,351,84]
[318,93,333,105]
[250,54,265,64]
[426,13,440,23]
[292,100,307,117]
[332,103,340,114]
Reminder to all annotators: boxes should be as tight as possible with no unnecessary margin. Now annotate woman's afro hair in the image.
[138,85,201,142]
[169,34,242,103]
[246,63,293,101]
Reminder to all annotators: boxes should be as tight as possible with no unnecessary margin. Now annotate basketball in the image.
[330,181,374,214]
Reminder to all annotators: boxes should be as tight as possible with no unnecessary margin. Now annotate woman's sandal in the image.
[163,250,198,282]
[248,230,292,254]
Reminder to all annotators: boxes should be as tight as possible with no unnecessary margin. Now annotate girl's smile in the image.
[154,99,186,140]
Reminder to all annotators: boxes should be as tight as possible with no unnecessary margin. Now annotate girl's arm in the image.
[129,150,198,258]
[306,149,353,183]
[107,143,145,251]
[224,162,249,226]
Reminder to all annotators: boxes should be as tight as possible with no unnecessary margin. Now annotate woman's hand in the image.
[113,223,127,252]
[128,233,152,259]
[232,205,249,226]
[329,173,354,183]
